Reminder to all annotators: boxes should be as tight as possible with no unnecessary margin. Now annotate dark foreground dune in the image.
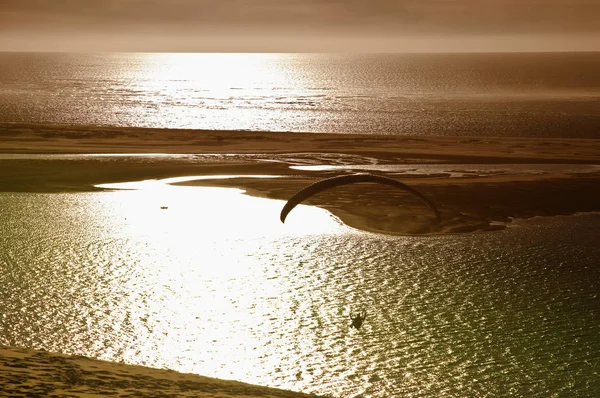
[2,123,600,235]
[0,347,321,397]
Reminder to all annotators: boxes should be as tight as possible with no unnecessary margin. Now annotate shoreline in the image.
[2,123,600,235]
[0,346,321,397]
[176,174,600,235]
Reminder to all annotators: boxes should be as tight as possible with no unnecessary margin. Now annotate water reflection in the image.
[0,184,599,397]
[96,177,342,238]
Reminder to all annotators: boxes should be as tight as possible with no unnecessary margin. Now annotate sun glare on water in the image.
[98,178,345,240]
[121,53,299,127]
[83,179,347,382]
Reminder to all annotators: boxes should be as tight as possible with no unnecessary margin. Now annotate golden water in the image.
[1,182,598,396]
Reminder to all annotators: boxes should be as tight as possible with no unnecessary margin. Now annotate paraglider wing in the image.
[280,173,441,224]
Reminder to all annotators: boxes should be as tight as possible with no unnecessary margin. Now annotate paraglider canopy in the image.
[280,173,441,225]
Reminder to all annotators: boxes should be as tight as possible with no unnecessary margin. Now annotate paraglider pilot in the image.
[350,310,367,329]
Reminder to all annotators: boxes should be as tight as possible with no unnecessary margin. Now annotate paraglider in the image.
[280,173,441,224]
[350,310,367,329]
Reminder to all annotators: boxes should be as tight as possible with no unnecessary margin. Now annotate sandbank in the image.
[2,122,600,235]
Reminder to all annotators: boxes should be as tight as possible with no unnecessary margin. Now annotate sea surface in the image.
[0,181,599,397]
[1,52,599,397]
[1,52,599,137]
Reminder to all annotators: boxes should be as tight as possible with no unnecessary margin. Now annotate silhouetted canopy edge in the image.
[280,173,441,224]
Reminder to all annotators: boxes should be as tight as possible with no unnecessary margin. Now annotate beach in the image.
[2,123,600,236]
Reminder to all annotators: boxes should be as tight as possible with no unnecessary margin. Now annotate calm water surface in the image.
[1,52,599,137]
[1,182,598,397]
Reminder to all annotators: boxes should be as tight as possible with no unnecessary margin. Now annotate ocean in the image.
[0,183,599,397]
[1,52,599,137]
[1,52,599,397]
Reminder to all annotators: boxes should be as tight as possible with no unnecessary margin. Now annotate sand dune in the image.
[0,346,320,397]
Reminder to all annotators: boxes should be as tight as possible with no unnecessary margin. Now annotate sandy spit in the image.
[2,123,599,235]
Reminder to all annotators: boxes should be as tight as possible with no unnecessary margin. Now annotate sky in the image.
[1,0,599,52]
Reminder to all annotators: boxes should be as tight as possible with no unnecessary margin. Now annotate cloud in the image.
[2,0,599,32]
[1,0,599,51]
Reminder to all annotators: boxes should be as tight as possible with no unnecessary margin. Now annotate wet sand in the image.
[0,346,320,397]
[2,123,600,235]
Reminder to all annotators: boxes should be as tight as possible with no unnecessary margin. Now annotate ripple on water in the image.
[1,189,599,397]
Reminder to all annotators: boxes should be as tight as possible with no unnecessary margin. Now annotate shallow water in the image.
[1,181,598,397]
